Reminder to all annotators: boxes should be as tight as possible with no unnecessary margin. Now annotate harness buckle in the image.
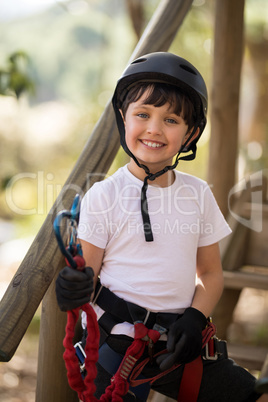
[203,337,218,361]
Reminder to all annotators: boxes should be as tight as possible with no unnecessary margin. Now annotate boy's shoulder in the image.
[174,169,208,188]
[88,165,130,194]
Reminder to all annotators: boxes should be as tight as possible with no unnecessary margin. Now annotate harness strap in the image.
[177,356,203,402]
[94,280,181,331]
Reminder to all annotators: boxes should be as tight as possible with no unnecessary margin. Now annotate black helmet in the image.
[112,52,208,242]
[112,52,208,157]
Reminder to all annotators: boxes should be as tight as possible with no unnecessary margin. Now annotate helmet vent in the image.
[131,58,147,64]
[180,64,197,75]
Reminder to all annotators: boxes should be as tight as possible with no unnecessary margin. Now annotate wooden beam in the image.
[228,344,268,371]
[223,270,268,290]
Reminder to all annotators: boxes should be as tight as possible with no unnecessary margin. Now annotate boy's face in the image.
[122,90,192,173]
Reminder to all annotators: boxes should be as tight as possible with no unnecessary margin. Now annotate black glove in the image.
[156,307,207,370]
[55,266,94,311]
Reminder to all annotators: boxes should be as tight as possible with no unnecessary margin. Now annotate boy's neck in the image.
[127,160,175,188]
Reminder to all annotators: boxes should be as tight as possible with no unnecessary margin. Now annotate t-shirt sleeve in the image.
[77,182,109,249]
[198,184,232,247]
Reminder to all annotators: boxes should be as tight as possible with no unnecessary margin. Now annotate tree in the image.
[0,51,34,99]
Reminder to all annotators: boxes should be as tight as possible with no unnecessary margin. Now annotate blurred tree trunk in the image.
[126,0,145,39]
[244,39,268,150]
[207,0,245,340]
[207,0,245,217]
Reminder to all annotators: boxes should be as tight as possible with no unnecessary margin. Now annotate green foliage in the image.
[0,1,134,105]
[0,51,34,98]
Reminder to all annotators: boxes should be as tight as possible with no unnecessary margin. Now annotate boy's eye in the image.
[137,113,148,118]
[166,118,178,124]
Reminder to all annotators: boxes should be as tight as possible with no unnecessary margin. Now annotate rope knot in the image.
[147,173,156,181]
[134,322,161,344]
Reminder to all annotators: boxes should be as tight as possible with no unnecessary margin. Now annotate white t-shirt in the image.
[78,164,231,336]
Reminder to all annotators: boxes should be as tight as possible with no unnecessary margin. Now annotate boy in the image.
[56,52,267,401]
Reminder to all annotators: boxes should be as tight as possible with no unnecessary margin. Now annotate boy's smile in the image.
[140,139,165,148]
[122,91,191,181]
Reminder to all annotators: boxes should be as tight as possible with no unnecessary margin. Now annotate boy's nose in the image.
[146,119,163,135]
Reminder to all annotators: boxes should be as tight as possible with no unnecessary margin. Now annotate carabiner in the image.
[53,194,82,269]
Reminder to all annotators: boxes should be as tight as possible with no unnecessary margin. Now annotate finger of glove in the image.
[166,325,184,352]
[159,333,188,370]
[174,334,202,364]
[156,352,172,367]
[58,296,92,312]
[157,350,180,371]
[59,266,92,283]
[84,267,94,279]
[58,266,93,289]
[56,284,93,300]
[57,275,93,292]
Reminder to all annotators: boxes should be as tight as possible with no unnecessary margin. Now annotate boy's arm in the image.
[192,242,224,318]
[157,242,224,370]
[80,239,104,288]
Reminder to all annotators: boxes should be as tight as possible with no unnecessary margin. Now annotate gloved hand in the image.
[156,307,207,370]
[55,266,94,311]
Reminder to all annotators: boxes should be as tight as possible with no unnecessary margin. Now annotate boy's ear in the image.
[183,127,200,146]
[119,109,125,123]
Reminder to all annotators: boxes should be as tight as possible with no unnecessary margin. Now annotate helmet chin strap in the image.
[139,122,199,242]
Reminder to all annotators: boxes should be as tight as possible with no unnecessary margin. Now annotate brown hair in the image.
[120,82,196,130]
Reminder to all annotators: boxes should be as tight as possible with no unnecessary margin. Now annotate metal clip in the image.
[203,337,218,361]
[53,193,82,269]
[74,341,87,376]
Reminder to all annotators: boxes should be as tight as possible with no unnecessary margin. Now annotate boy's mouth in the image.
[141,140,165,148]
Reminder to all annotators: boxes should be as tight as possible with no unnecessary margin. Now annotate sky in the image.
[0,0,62,21]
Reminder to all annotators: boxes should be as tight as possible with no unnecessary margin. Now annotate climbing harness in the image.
[92,282,227,401]
[54,195,227,402]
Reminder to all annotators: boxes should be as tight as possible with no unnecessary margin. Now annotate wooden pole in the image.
[207,0,245,340]
[36,259,79,402]
[207,0,245,217]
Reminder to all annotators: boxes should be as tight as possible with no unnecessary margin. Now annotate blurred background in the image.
[0,0,267,400]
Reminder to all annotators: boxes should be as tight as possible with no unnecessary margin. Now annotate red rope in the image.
[63,303,100,402]
[63,310,161,402]
[63,254,100,401]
